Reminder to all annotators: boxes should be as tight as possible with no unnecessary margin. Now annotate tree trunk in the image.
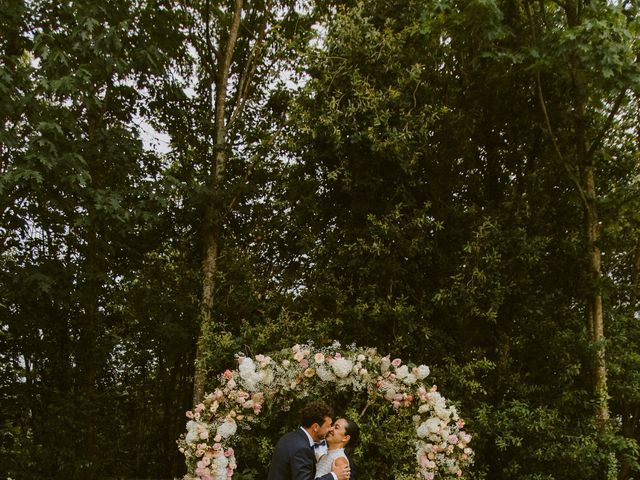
[582,165,609,425]
[193,0,244,406]
[563,0,610,429]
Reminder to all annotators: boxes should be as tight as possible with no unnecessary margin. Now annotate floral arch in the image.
[179,342,474,480]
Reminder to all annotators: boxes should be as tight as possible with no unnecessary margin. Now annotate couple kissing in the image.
[267,401,359,480]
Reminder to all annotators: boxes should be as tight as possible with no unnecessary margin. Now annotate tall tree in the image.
[526,0,640,428]
[149,0,315,404]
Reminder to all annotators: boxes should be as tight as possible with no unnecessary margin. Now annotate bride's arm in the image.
[332,457,348,469]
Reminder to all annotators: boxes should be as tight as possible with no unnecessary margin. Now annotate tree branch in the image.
[213,0,243,182]
[526,0,588,210]
[586,87,628,160]
[228,0,272,130]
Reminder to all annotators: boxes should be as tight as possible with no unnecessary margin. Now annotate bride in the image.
[315,418,360,479]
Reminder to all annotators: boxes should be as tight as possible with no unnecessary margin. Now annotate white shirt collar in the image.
[299,426,315,447]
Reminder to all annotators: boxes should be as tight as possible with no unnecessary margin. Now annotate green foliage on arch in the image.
[179,343,473,480]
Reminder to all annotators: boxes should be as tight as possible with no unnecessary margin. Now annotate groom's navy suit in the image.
[267,428,335,480]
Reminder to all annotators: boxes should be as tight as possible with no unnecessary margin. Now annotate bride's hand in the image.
[331,458,350,480]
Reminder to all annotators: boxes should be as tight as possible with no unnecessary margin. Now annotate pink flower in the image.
[253,403,262,415]
[213,443,222,451]
[195,466,210,477]
[430,385,437,392]
[392,400,401,409]
[186,411,194,418]
[227,466,234,476]
[292,344,300,354]
[391,358,402,367]
[300,358,309,369]
[224,447,234,457]
[457,419,465,429]
[425,473,434,480]
[448,434,459,445]
[418,386,428,401]
[214,434,222,442]
[293,351,305,362]
[224,370,233,380]
[335,352,342,359]
[314,352,325,363]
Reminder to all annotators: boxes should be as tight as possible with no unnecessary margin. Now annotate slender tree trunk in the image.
[193,0,244,405]
[563,0,610,429]
[582,165,609,425]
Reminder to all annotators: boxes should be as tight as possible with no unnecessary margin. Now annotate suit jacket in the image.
[267,428,335,480]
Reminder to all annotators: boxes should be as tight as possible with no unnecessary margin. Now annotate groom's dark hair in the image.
[300,401,334,428]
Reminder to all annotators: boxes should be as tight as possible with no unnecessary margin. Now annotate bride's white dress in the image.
[315,448,347,478]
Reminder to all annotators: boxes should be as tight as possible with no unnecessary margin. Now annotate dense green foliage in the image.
[1,0,639,479]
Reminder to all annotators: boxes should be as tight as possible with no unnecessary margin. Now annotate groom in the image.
[267,401,351,480]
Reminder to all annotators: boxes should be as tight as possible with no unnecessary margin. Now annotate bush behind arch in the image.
[179,342,474,480]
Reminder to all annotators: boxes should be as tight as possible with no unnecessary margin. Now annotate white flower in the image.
[357,354,366,362]
[185,429,199,444]
[395,365,409,379]
[260,368,274,386]
[435,404,451,419]
[417,422,429,438]
[239,358,263,391]
[450,405,458,420]
[331,358,354,378]
[380,356,391,373]
[425,418,442,434]
[216,419,237,438]
[416,365,430,379]
[403,373,417,385]
[316,365,336,381]
[239,357,257,377]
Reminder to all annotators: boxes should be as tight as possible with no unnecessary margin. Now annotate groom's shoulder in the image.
[277,428,306,448]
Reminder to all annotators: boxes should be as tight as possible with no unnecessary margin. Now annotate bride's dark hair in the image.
[343,418,360,452]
